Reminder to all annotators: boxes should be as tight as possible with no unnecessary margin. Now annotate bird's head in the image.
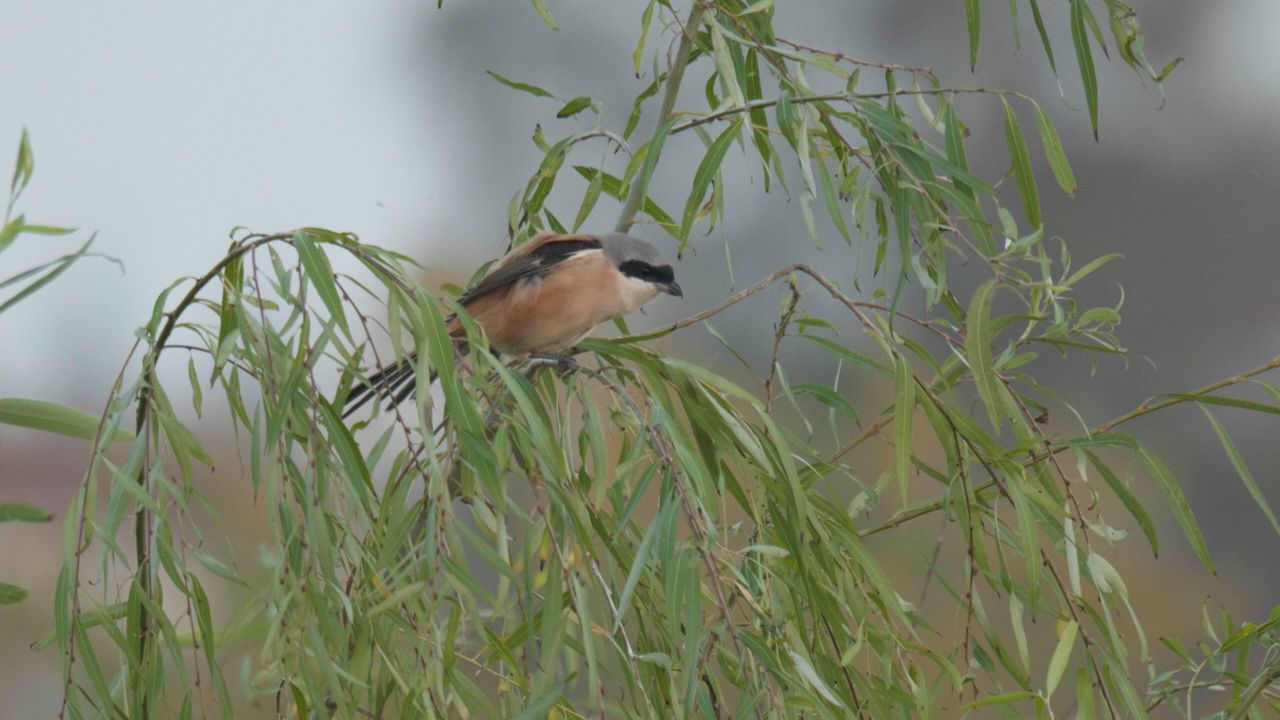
[601,233,682,311]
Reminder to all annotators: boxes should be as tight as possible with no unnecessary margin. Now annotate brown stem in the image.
[616,1,707,233]
[127,230,290,716]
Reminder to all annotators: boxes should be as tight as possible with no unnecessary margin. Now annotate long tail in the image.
[341,336,476,419]
[342,352,428,419]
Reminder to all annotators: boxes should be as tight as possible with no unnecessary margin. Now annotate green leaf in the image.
[1160,394,1280,416]
[966,280,1005,430]
[1156,56,1184,83]
[1028,0,1057,73]
[1002,99,1041,228]
[10,127,33,198]
[1046,619,1078,697]
[1063,253,1122,287]
[790,383,857,418]
[572,167,603,232]
[633,0,656,77]
[613,499,664,632]
[0,398,134,443]
[0,236,94,314]
[0,503,53,523]
[1139,447,1214,573]
[1033,103,1077,195]
[1009,473,1041,610]
[961,691,1037,710]
[798,335,893,378]
[572,166,677,230]
[367,581,428,617]
[291,231,349,336]
[485,70,554,99]
[1199,405,1280,535]
[632,117,678,233]
[894,353,915,506]
[1009,593,1029,673]
[0,583,28,605]
[789,650,844,707]
[680,119,741,244]
[1084,450,1158,556]
[187,356,203,416]
[17,223,75,236]
[0,217,22,256]
[192,548,248,588]
[965,0,981,71]
[1071,0,1100,138]
[556,96,593,118]
[529,0,557,30]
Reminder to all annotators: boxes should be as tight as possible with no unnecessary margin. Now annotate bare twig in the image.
[616,1,707,233]
[772,35,934,74]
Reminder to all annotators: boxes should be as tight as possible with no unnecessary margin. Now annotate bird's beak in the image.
[661,281,683,298]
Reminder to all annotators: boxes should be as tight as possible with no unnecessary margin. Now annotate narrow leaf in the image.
[0,398,133,443]
[894,353,915,506]
[965,0,981,71]
[1002,99,1041,228]
[1029,0,1057,73]
[1084,450,1158,555]
[1139,447,1214,572]
[485,70,554,99]
[291,232,349,336]
[529,0,558,30]
[0,503,53,523]
[0,583,28,605]
[680,119,741,243]
[1071,0,1100,138]
[1046,619,1079,697]
[0,237,94,314]
[556,96,593,118]
[1199,405,1280,535]
[1033,104,1077,195]
[966,280,1004,430]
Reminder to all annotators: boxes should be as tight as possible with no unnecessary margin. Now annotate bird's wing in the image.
[457,233,602,306]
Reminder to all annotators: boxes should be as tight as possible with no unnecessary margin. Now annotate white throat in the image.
[617,274,662,314]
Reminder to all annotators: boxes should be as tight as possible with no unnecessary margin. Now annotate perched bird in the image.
[344,232,682,417]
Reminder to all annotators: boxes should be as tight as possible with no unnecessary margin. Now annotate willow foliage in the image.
[50,2,1280,719]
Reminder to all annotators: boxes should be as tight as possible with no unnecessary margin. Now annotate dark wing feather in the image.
[457,237,601,306]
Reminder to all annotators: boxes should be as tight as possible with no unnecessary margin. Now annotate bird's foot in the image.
[528,352,579,378]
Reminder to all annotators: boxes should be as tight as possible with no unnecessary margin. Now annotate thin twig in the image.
[669,87,1025,136]
[621,263,955,345]
[772,35,934,73]
[616,1,707,233]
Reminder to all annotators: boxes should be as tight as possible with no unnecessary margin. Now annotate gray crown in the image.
[600,233,672,269]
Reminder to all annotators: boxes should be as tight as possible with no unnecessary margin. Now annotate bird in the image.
[343,231,682,418]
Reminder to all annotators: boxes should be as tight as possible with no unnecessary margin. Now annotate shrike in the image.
[344,231,681,416]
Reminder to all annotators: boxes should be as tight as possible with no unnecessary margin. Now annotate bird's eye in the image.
[619,259,674,285]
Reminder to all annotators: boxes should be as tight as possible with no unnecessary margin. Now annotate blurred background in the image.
[1,0,1277,714]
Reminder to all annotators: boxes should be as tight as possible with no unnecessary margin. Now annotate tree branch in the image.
[616,1,707,233]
